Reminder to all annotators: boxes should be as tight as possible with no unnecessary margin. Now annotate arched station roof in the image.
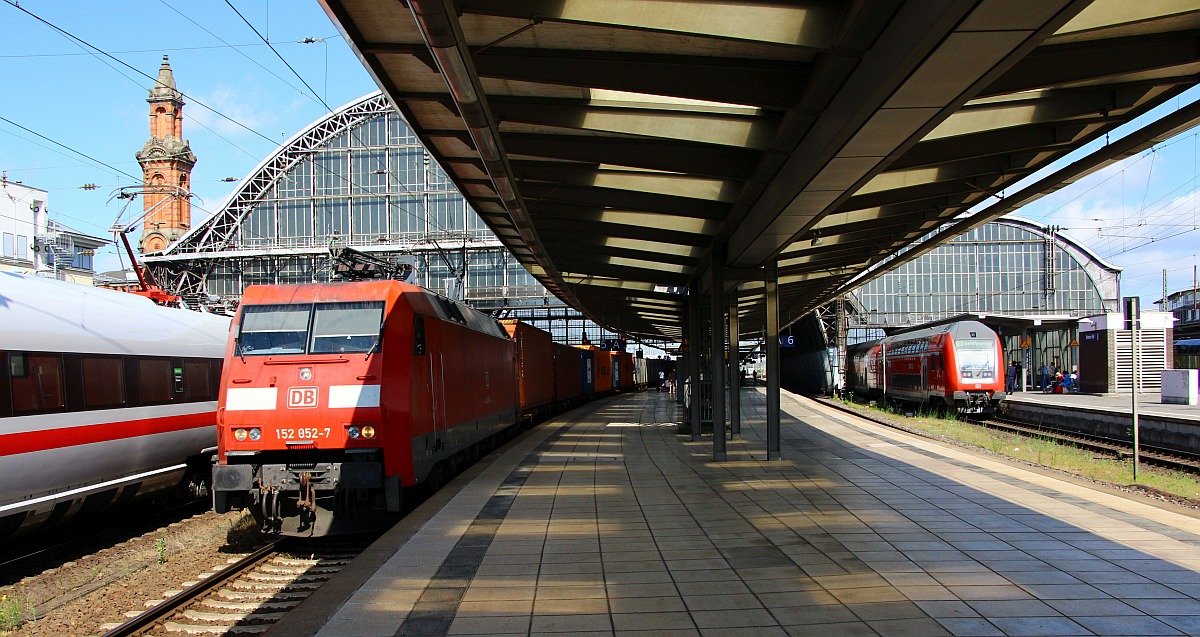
[154,93,436,258]
[316,1,1200,340]
[849,216,1123,329]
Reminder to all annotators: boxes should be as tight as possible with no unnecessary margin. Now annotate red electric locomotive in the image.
[212,281,517,535]
[845,320,1005,414]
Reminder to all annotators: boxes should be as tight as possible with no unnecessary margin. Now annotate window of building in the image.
[278,160,313,198]
[354,197,388,237]
[2,233,13,258]
[352,149,388,194]
[314,151,350,195]
[389,147,425,189]
[16,235,27,260]
[242,204,276,245]
[279,199,313,239]
[390,196,426,237]
[316,198,351,239]
[73,249,93,271]
[389,114,419,145]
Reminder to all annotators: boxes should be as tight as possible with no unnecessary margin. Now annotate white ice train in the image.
[0,273,230,537]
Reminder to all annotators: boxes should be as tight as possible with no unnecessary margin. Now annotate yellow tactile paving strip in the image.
[311,389,1200,637]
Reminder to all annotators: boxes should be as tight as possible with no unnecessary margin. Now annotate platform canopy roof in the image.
[319,0,1200,340]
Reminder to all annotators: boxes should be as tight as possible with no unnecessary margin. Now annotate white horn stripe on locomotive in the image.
[0,273,230,538]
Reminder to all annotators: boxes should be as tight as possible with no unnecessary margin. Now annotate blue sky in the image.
[3,1,1200,309]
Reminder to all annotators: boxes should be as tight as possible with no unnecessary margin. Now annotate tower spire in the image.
[136,55,196,254]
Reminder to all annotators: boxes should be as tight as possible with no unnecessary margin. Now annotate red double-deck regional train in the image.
[213,281,666,535]
[845,320,1006,414]
[0,272,229,538]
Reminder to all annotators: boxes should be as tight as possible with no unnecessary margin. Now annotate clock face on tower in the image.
[141,232,168,254]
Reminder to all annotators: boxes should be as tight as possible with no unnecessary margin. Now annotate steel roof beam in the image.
[471,47,808,109]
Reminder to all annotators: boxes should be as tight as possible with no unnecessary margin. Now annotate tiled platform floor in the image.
[290,389,1200,637]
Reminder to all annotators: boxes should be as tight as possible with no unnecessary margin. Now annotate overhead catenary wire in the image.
[0,3,440,253]
[4,0,509,285]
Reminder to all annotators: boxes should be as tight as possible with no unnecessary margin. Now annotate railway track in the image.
[815,395,1200,475]
[99,538,369,637]
[981,415,1200,472]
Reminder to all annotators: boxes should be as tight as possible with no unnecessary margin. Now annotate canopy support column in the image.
[688,283,702,442]
[710,246,727,461]
[765,263,781,461]
[728,292,741,438]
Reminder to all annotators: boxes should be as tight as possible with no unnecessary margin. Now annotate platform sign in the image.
[1020,337,1031,348]
[779,335,795,347]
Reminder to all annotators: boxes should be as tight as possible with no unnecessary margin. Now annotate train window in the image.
[11,354,65,414]
[139,357,174,404]
[238,304,311,355]
[310,301,384,354]
[9,353,26,378]
[83,356,126,408]
[413,316,426,356]
[184,360,214,401]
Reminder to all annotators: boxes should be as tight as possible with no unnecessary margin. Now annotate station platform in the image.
[272,389,1200,637]
[1003,389,1200,421]
[1002,390,1200,455]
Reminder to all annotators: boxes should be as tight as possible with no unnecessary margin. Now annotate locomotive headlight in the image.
[234,428,248,442]
[348,426,361,439]
[298,367,313,381]
[361,425,376,439]
[249,428,262,441]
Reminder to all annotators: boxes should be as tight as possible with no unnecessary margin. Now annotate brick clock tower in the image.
[137,55,196,254]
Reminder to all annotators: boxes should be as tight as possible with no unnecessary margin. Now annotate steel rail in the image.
[815,395,1200,474]
[100,540,281,637]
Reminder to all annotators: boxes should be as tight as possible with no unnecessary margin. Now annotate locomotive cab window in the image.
[310,301,384,354]
[238,305,311,355]
[955,339,997,379]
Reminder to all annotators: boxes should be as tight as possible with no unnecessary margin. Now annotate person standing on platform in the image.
[1039,362,1049,392]
[658,369,666,391]
[1005,361,1017,393]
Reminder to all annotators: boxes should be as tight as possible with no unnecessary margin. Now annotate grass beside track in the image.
[833,396,1200,503]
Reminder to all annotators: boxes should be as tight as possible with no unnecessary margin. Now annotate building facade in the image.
[137,56,196,254]
[792,218,1123,393]
[0,178,106,284]
[851,218,1120,330]
[144,93,632,347]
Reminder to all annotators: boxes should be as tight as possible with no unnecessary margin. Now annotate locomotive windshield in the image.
[954,338,996,379]
[238,305,310,355]
[237,301,384,356]
[310,302,384,354]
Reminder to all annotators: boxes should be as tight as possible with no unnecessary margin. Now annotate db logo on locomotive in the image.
[287,386,319,409]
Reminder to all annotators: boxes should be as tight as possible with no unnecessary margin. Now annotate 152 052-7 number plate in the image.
[276,427,331,440]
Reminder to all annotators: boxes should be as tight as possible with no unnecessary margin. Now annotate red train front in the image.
[212,281,516,535]
[846,320,1005,414]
